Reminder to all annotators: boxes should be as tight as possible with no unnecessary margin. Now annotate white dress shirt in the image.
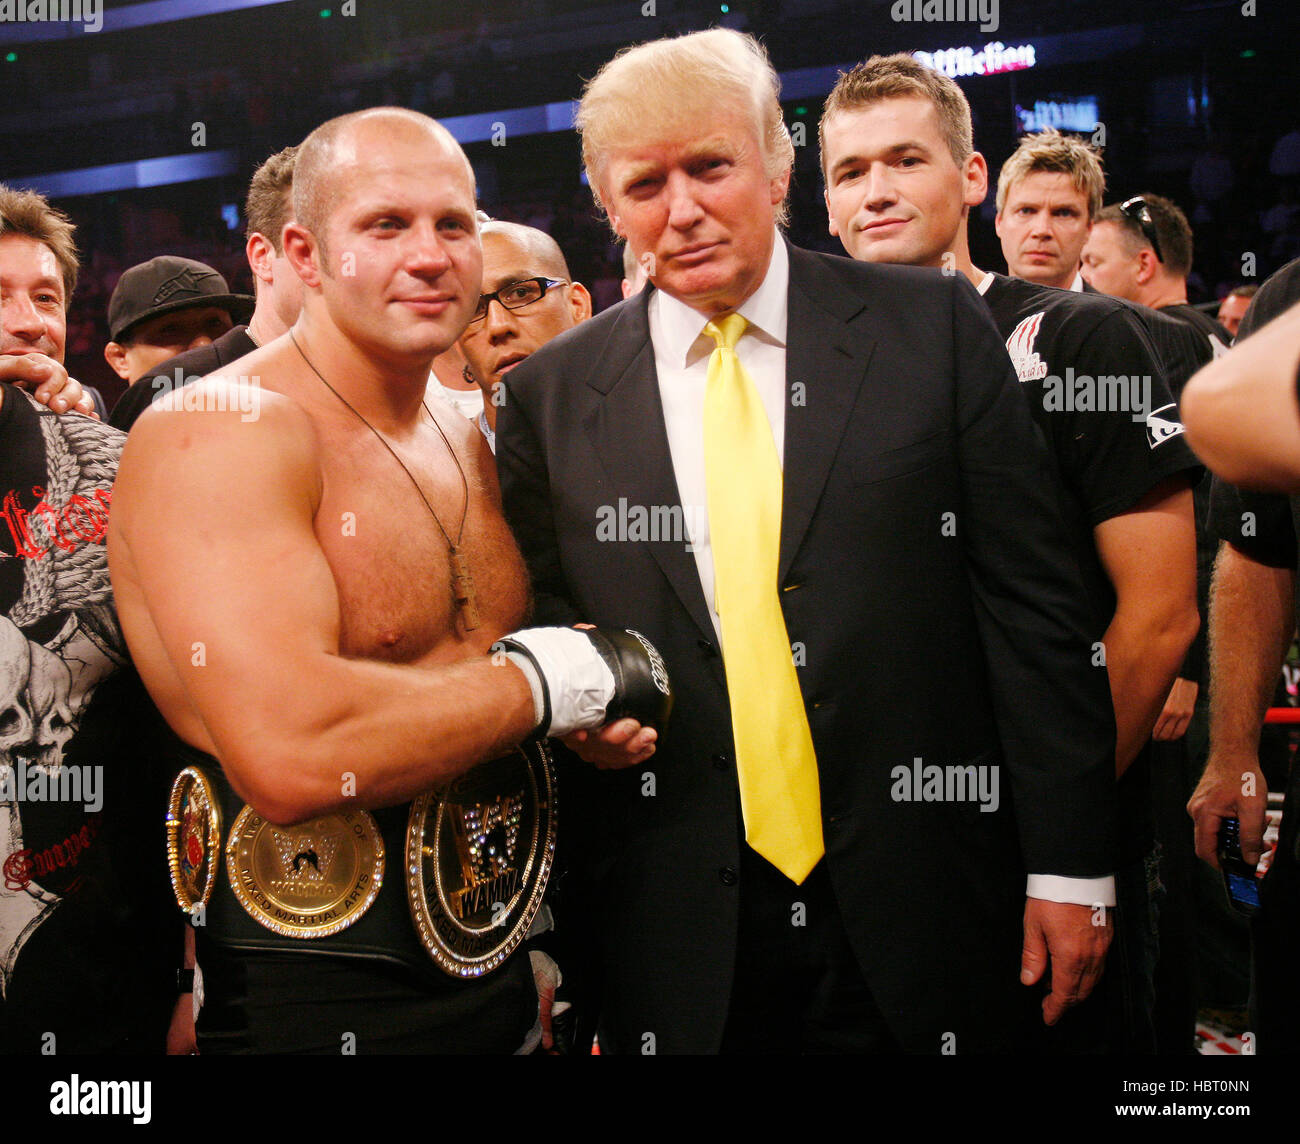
[649,234,1113,906]
[650,233,790,648]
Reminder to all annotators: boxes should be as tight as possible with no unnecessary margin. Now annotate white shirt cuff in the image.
[1026,874,1116,908]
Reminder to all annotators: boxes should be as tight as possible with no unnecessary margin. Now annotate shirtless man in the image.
[107,108,663,1054]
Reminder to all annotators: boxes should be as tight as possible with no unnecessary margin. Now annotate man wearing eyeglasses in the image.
[458,221,591,454]
[1083,194,1232,362]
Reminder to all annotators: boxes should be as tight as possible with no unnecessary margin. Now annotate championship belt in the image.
[226,807,384,938]
[406,740,556,978]
[165,766,222,912]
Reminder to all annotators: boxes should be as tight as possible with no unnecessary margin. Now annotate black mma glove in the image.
[495,626,673,739]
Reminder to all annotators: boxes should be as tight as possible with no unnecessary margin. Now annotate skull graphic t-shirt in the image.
[0,385,178,1053]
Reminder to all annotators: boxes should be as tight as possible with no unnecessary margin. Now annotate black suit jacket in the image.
[498,243,1117,1053]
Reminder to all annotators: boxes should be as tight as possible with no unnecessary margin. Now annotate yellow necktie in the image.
[702,313,824,884]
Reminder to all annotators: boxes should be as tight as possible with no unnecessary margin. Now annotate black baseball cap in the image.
[108,256,254,343]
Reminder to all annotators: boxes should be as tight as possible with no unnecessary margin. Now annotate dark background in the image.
[2,0,1296,408]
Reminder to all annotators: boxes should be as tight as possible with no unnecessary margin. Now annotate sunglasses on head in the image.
[1119,196,1164,264]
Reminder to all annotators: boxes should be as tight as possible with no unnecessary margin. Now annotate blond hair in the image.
[245,145,298,253]
[820,53,973,174]
[0,183,79,302]
[577,28,794,227]
[995,128,1105,219]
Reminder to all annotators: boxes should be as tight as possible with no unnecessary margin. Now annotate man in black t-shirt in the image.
[821,54,1201,1051]
[1186,257,1300,1052]
[1083,193,1232,365]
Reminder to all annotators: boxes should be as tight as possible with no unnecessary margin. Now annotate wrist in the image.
[503,649,548,734]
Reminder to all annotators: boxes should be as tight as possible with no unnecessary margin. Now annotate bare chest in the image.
[312,427,529,664]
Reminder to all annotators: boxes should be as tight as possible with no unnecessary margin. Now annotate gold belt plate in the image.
[406,741,556,978]
[165,766,222,913]
[227,807,384,938]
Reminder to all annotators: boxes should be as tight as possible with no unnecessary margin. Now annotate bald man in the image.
[458,221,591,453]
[107,108,655,1053]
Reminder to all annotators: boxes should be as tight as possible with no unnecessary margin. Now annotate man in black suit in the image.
[110,146,300,431]
[497,28,1118,1054]
[819,53,1201,1052]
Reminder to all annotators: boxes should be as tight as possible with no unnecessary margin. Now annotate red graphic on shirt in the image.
[2,816,99,892]
[3,849,34,892]
[0,486,112,560]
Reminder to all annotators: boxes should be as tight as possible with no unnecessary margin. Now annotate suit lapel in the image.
[779,245,876,585]
[583,291,717,645]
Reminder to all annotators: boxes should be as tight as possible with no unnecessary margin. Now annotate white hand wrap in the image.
[498,627,617,738]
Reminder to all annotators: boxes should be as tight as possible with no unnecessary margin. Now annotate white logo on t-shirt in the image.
[1146,402,1188,448]
[1005,311,1049,381]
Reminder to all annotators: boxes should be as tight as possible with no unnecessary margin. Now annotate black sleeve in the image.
[1238,258,1300,341]
[950,277,1118,877]
[496,359,582,628]
[1207,477,1297,569]
[1056,308,1201,527]
[107,377,160,432]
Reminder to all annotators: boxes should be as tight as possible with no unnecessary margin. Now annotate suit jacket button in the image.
[719,866,738,885]
[697,638,716,656]
[711,753,730,770]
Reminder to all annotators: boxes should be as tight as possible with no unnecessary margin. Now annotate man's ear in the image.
[567,282,593,324]
[246,232,275,288]
[103,341,132,381]
[963,151,989,209]
[1136,248,1160,285]
[824,188,840,238]
[281,223,321,288]
[769,165,792,209]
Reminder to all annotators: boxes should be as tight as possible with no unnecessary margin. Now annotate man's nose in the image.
[665,171,705,229]
[406,220,454,274]
[1029,212,1052,237]
[187,334,215,351]
[483,297,518,339]
[860,164,898,212]
[2,293,48,343]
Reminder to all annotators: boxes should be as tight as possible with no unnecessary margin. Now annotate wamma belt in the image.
[164,741,556,977]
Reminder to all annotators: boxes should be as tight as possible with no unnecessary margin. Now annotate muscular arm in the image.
[1093,478,1199,775]
[1182,299,1300,491]
[1188,542,1295,865]
[108,392,536,826]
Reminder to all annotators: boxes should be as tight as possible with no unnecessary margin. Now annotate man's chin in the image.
[1015,261,1062,283]
[656,262,742,309]
[847,238,929,267]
